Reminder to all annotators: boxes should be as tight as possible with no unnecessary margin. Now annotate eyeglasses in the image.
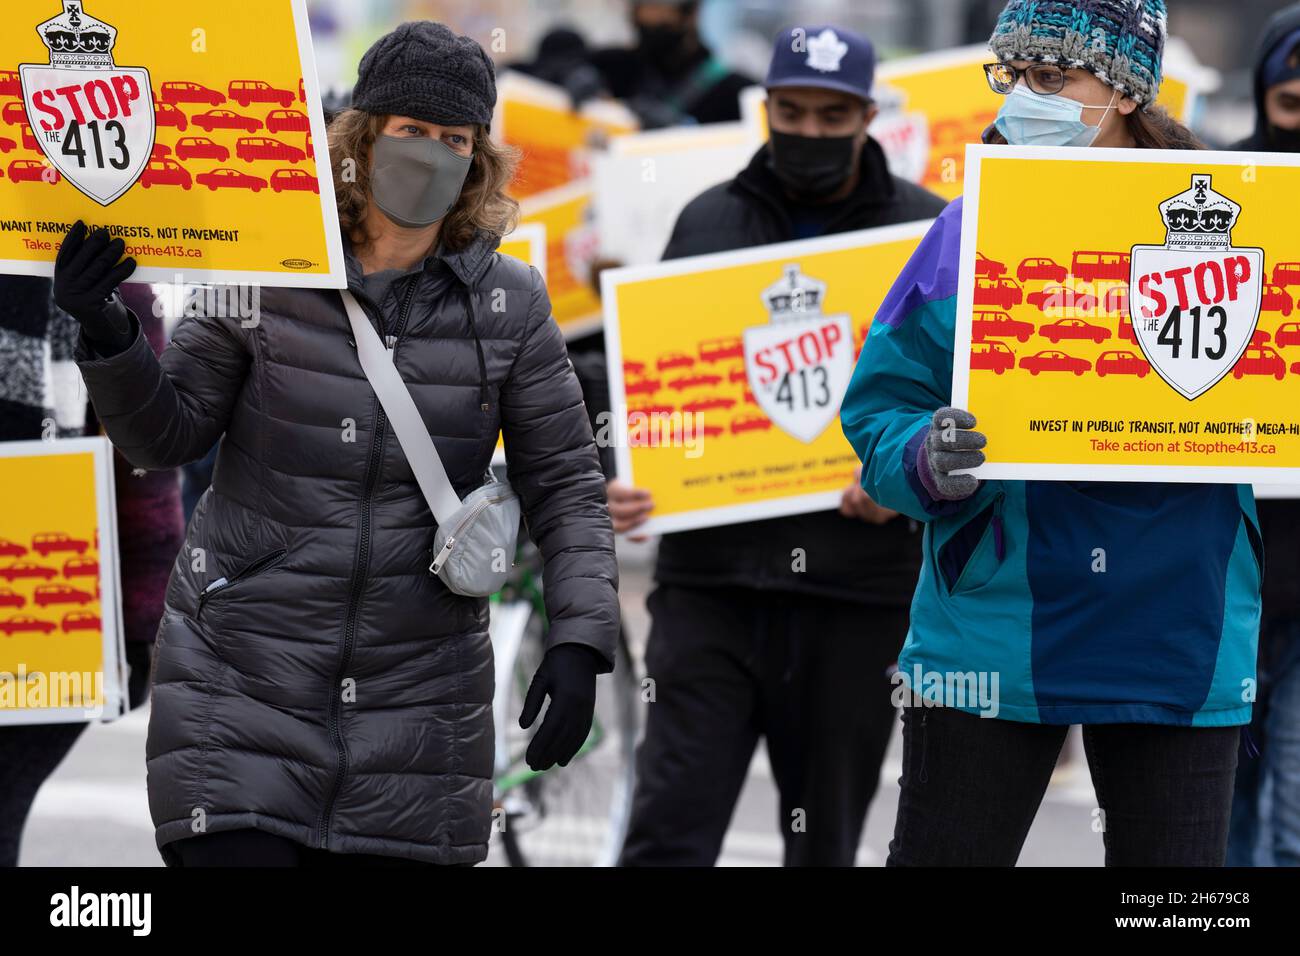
[984,62,1067,96]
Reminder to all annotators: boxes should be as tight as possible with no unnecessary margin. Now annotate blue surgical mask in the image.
[994,85,1118,147]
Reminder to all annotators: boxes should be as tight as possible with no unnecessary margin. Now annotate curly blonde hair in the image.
[327,108,520,252]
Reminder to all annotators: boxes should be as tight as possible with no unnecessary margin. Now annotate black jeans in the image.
[171,829,472,867]
[619,584,908,867]
[888,703,1240,866]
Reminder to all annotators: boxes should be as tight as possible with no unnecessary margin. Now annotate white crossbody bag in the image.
[341,290,520,597]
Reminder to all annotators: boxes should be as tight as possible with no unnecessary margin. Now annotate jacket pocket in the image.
[937,493,1006,595]
[195,548,288,620]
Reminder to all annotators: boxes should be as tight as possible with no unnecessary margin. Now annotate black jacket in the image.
[652,140,946,605]
[587,44,754,128]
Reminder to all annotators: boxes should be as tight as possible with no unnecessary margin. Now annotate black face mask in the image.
[636,23,688,65]
[1266,123,1300,152]
[767,130,857,202]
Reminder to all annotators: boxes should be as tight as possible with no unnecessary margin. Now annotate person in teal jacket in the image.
[841,0,1260,866]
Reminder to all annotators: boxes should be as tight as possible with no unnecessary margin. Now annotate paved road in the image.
[20,540,1103,867]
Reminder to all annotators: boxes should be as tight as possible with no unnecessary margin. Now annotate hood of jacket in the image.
[1237,4,1300,149]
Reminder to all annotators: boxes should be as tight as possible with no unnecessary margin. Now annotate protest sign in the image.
[0,0,344,287]
[519,179,601,337]
[602,221,931,534]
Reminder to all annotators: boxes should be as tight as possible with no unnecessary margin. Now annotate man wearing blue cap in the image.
[612,25,945,867]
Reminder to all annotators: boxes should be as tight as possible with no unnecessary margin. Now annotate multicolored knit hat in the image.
[989,0,1167,107]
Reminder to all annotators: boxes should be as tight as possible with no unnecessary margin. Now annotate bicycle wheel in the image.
[497,619,641,867]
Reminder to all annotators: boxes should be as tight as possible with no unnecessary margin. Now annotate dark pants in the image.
[619,584,908,867]
[171,828,471,867]
[888,703,1240,866]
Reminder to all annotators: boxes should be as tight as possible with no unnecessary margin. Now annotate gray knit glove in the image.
[918,407,986,501]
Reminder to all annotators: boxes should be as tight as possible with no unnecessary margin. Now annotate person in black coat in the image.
[1226,2,1300,867]
[611,25,946,866]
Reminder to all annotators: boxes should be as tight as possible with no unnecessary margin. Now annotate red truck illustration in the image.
[140,158,192,189]
[668,373,723,391]
[1272,262,1300,288]
[1095,350,1151,377]
[1072,251,1130,282]
[1101,286,1129,315]
[1017,257,1068,283]
[656,352,695,371]
[971,309,1034,343]
[1019,350,1091,375]
[236,136,306,164]
[196,167,267,192]
[161,81,226,106]
[0,71,20,97]
[969,340,1016,374]
[681,397,736,413]
[32,533,89,557]
[730,414,773,435]
[624,377,661,396]
[62,611,101,633]
[33,584,94,607]
[628,403,674,417]
[228,80,295,109]
[0,615,56,635]
[698,337,744,363]
[728,367,748,384]
[194,109,262,133]
[175,136,230,162]
[974,277,1022,309]
[1233,346,1286,380]
[975,252,1007,279]
[622,360,646,376]
[269,168,318,194]
[1039,318,1110,344]
[266,109,310,134]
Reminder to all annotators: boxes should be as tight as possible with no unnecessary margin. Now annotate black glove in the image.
[53,219,138,356]
[519,643,603,771]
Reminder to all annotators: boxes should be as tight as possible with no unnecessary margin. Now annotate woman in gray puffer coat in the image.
[56,22,619,866]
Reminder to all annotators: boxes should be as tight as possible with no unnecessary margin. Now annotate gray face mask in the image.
[370,134,473,229]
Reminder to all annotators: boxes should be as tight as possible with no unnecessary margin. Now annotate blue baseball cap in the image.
[764,25,876,102]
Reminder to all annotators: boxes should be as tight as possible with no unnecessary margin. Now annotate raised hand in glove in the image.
[519,643,602,771]
[53,220,138,356]
[918,406,987,502]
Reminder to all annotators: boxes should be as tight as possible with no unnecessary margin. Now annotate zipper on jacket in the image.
[196,548,287,618]
[317,274,421,850]
[428,492,512,574]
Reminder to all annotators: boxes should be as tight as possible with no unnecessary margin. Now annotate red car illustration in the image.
[0,615,56,635]
[657,352,694,371]
[0,136,15,153]
[0,562,57,581]
[0,538,26,558]
[668,373,723,391]
[971,309,1034,343]
[0,588,25,609]
[1017,257,1068,283]
[298,76,306,103]
[1276,321,1300,347]
[730,414,772,435]
[196,167,267,192]
[1073,250,1130,282]
[682,397,736,413]
[1233,345,1286,380]
[140,158,192,190]
[699,337,744,363]
[1,101,28,125]
[1039,317,1110,344]
[160,80,226,106]
[33,584,94,607]
[150,142,172,159]
[622,360,646,376]
[1118,318,1136,342]
[0,71,20,97]
[62,611,101,633]
[266,109,310,134]
[1272,262,1300,288]
[742,389,758,405]
[63,556,98,578]
[193,109,262,133]
[1101,285,1129,315]
[701,425,725,438]
[32,533,89,557]
[1095,350,1151,377]
[628,403,674,417]
[20,124,40,151]
[1263,284,1296,316]
[305,135,314,160]
[153,102,188,131]
[175,136,230,162]
[970,340,1016,374]
[1027,285,1097,314]
[228,80,295,109]
[1019,350,1092,375]
[236,136,305,164]
[624,377,661,396]
[974,277,1022,309]
[728,367,748,384]
[8,160,59,183]
[269,168,318,193]
[1251,329,1273,347]
[975,252,1007,279]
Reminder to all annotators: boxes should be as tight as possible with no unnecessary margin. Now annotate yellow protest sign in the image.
[602,222,930,533]
[494,71,637,201]
[497,221,546,282]
[741,43,1209,201]
[0,0,343,286]
[953,146,1300,483]
[519,180,601,338]
[0,438,126,724]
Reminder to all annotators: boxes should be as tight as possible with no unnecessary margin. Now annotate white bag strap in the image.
[341,290,463,525]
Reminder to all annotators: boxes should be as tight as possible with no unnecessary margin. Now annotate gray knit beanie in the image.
[352,21,497,127]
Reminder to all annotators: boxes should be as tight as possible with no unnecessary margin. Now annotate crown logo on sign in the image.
[36,1,118,70]
[1159,175,1240,251]
[762,264,826,322]
[805,29,848,73]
